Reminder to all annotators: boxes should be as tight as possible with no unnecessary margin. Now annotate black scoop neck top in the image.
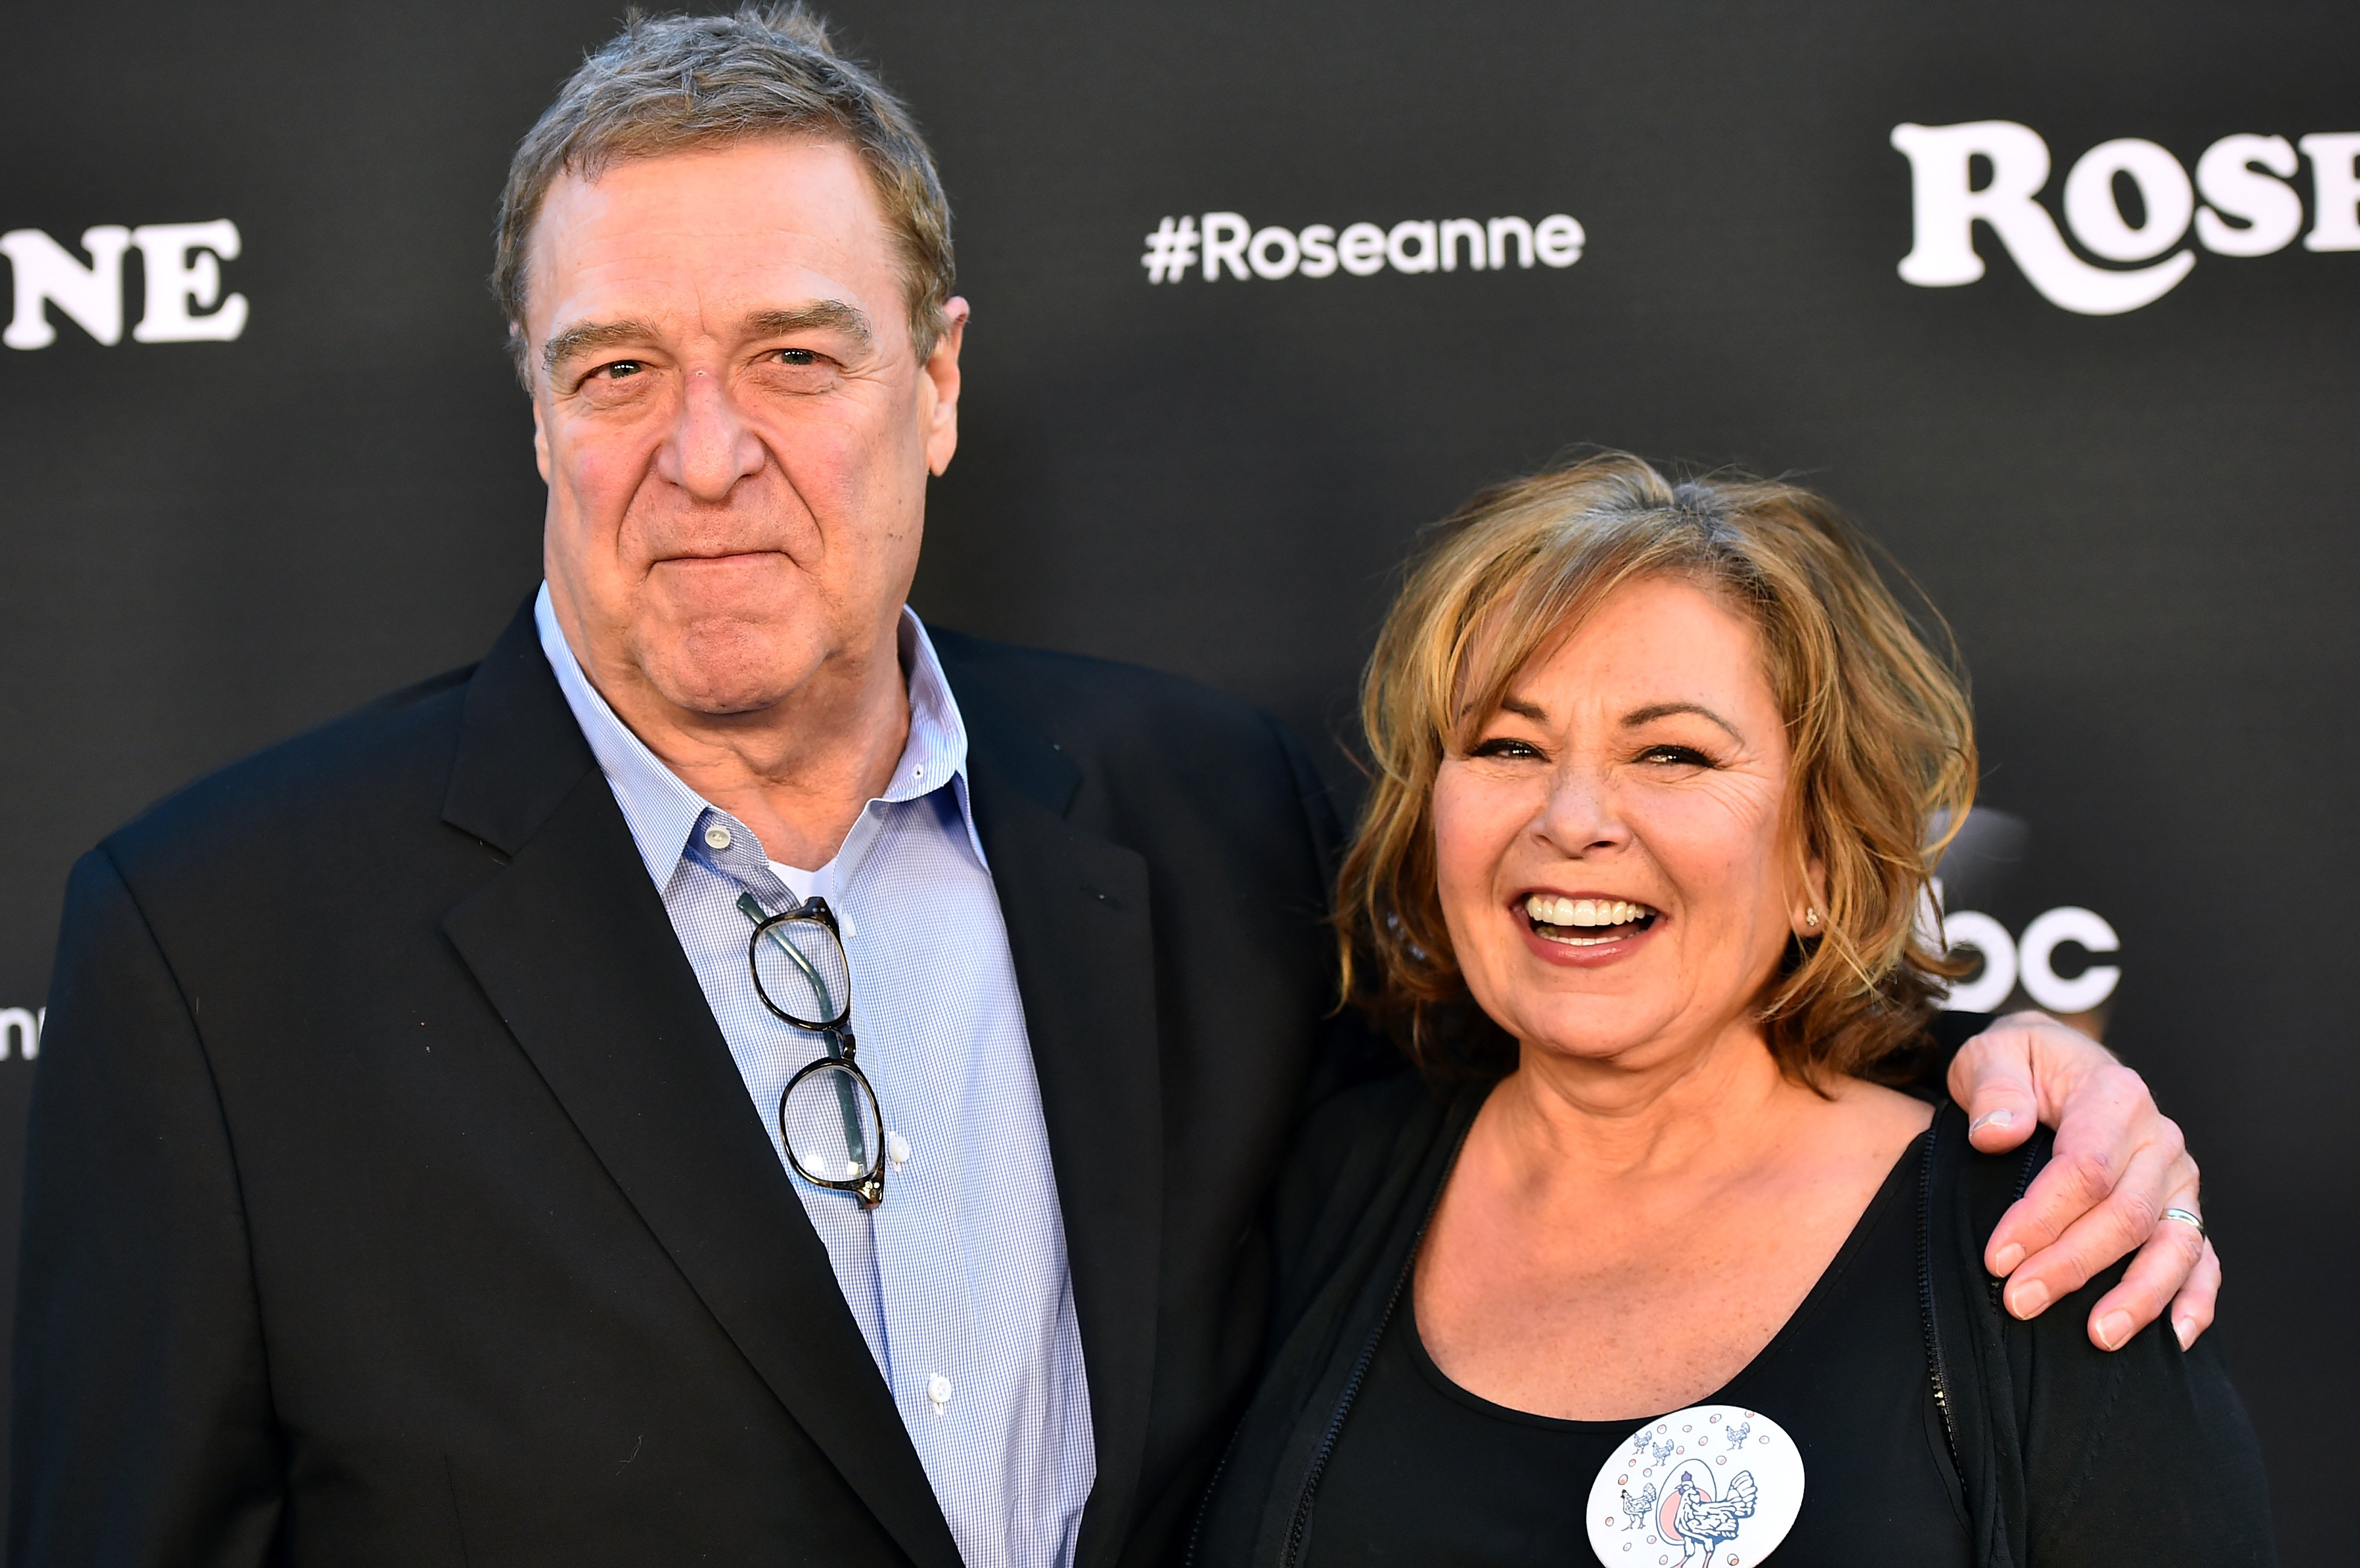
[1194,1082,2272,1568]
[1299,1142,1969,1568]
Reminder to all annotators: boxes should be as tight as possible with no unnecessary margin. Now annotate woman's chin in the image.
[1500,1008,1681,1073]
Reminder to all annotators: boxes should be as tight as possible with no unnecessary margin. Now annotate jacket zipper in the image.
[1275,1120,1470,1568]
[1183,1409,1245,1567]
[1915,1119,1964,1480]
[1278,1277,1403,1567]
[1916,1115,2043,1500]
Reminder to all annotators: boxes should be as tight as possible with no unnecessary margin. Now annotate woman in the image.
[1193,456,2270,1566]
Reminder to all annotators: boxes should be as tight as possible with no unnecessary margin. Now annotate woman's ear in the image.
[1790,853,1829,939]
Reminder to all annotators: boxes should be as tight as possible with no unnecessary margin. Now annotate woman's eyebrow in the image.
[1623,701,1743,742]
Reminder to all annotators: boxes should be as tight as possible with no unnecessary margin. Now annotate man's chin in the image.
[646,676,821,720]
[636,619,830,719]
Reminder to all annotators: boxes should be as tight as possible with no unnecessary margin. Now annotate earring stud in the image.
[1804,908,1820,928]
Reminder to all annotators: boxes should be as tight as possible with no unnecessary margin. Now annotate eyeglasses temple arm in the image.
[738,892,838,1018]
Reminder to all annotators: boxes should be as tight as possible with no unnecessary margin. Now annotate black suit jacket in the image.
[10,601,1367,1567]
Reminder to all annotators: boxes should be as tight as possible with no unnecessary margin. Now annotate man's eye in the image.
[776,348,819,366]
[598,361,643,380]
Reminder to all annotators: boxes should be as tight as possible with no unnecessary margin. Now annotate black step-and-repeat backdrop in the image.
[3,1,2353,1553]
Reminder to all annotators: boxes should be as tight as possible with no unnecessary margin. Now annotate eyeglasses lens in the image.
[782,1059,883,1184]
[753,916,852,1028]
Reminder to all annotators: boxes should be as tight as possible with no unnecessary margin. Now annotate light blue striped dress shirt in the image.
[534,585,1094,1568]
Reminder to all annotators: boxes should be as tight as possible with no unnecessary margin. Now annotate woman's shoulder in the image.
[1295,1069,1446,1182]
[1922,1104,2276,1565]
[1273,1070,1450,1249]
[1917,1099,2044,1294]
[1266,1070,1465,1332]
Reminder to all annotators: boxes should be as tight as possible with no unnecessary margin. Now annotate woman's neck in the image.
[1418,1016,1932,1420]
[1485,1014,1818,1195]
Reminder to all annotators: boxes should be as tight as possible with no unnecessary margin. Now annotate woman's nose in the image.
[658,368,765,500]
[1537,767,1629,854]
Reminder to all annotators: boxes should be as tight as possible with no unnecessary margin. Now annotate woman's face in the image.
[1432,574,1813,1067]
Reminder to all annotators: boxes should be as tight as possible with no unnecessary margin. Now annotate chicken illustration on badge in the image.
[1659,1467,1756,1566]
[1585,1405,1805,1568]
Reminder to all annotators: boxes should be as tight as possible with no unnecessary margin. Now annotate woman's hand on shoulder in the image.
[1946,1012,2218,1355]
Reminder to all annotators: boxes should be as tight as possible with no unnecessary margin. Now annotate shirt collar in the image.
[533,582,983,890]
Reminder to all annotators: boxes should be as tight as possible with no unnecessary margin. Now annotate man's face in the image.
[523,137,965,717]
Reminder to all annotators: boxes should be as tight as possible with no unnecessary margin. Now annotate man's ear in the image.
[513,324,554,484]
[921,296,970,477]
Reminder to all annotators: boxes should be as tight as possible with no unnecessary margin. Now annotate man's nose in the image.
[658,368,765,501]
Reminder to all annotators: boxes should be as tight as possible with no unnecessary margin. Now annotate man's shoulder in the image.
[927,625,1315,794]
[929,625,1275,736]
[99,663,480,885]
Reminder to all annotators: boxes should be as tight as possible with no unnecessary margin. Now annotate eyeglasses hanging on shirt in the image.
[738,893,887,1209]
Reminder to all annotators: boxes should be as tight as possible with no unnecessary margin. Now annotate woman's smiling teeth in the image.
[1522,893,1658,946]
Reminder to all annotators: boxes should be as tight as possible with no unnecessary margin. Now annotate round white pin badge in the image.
[1585,1404,1805,1567]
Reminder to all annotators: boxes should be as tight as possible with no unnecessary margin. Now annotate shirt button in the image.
[703,824,732,850]
[887,1131,911,1168]
[926,1372,953,1408]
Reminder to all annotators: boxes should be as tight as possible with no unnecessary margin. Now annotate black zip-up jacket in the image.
[1189,1074,2273,1568]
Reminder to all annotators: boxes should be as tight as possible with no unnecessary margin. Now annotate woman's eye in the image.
[1641,744,1713,768]
[1470,737,1543,760]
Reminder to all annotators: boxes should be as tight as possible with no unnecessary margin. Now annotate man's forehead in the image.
[524,138,898,324]
[543,135,883,229]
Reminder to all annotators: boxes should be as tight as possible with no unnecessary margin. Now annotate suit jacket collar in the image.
[438,596,963,1568]
[945,654,1167,1568]
[441,597,596,857]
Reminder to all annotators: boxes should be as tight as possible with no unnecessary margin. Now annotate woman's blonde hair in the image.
[1338,453,1977,1086]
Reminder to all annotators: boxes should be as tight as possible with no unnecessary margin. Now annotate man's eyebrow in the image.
[1623,701,1744,742]
[745,301,874,347]
[541,318,658,377]
[539,302,876,379]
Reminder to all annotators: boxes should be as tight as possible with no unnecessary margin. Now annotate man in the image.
[9,9,2215,1566]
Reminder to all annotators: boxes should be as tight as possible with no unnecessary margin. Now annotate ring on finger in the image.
[2161,1206,2206,1241]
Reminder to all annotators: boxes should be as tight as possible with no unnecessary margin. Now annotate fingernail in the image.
[2175,1317,2196,1350]
[2008,1280,2050,1318]
[2096,1311,2132,1350]
[1990,1243,2026,1275]
[1969,1110,2016,1135]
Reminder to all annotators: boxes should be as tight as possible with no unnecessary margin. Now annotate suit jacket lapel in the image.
[956,674,1166,1568]
[440,601,962,1568]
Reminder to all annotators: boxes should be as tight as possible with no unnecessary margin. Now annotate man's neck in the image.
[574,620,913,872]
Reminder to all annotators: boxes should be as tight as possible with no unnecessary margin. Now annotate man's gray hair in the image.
[492,4,954,382]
